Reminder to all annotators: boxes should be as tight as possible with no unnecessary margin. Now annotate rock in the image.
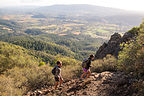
[91,73,97,76]
[94,74,100,78]
[35,90,42,96]
[95,31,136,59]
[89,76,95,80]
[42,89,51,95]
[83,92,87,95]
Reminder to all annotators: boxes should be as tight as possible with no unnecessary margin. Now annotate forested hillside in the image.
[0,18,104,60]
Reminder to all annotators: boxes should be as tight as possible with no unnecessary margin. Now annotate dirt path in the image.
[27,71,134,96]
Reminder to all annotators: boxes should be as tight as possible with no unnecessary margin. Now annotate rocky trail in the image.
[26,71,135,96]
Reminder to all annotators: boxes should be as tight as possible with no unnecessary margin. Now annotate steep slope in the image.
[0,41,39,73]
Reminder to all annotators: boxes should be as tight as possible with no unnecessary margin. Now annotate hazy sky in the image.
[0,0,144,12]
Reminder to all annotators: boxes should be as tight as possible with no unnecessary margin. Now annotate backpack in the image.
[52,66,57,75]
[81,58,89,68]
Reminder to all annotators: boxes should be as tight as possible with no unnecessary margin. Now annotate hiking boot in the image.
[52,89,59,93]
[59,85,64,88]
[79,78,84,82]
[58,87,62,90]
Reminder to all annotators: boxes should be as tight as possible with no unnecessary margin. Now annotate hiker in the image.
[80,54,95,80]
[52,61,63,90]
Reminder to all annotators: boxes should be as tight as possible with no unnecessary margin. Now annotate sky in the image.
[0,0,144,12]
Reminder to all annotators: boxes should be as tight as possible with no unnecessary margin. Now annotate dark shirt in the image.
[85,58,92,69]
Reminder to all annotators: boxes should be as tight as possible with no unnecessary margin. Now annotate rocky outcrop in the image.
[95,31,136,59]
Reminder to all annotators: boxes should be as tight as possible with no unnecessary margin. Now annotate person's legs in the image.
[80,68,87,79]
[55,81,58,89]
[54,76,59,90]
[86,69,91,80]
[59,77,63,86]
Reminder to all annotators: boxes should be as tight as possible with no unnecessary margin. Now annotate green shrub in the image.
[118,41,144,78]
[91,54,117,73]
[39,61,46,66]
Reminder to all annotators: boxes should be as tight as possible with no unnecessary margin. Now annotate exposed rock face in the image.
[95,31,136,59]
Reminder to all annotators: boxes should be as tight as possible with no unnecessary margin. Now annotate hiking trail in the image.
[26,71,134,96]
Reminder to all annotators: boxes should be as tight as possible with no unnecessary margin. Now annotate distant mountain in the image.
[35,4,144,26]
[0,4,143,26]
[36,4,128,17]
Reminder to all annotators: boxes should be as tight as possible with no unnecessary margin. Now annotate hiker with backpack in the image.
[80,54,95,81]
[52,61,63,90]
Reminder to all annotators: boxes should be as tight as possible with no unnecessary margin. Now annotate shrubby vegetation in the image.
[0,41,38,73]
[118,22,144,78]
[91,54,117,73]
[117,22,144,95]
[0,41,82,95]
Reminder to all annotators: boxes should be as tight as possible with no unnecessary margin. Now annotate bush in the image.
[62,64,82,81]
[39,61,46,66]
[1,60,82,95]
[91,54,117,73]
[5,65,53,92]
[0,75,23,96]
[53,55,82,81]
[118,41,144,78]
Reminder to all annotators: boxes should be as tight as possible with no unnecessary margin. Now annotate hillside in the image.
[26,21,144,96]
[0,41,39,73]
